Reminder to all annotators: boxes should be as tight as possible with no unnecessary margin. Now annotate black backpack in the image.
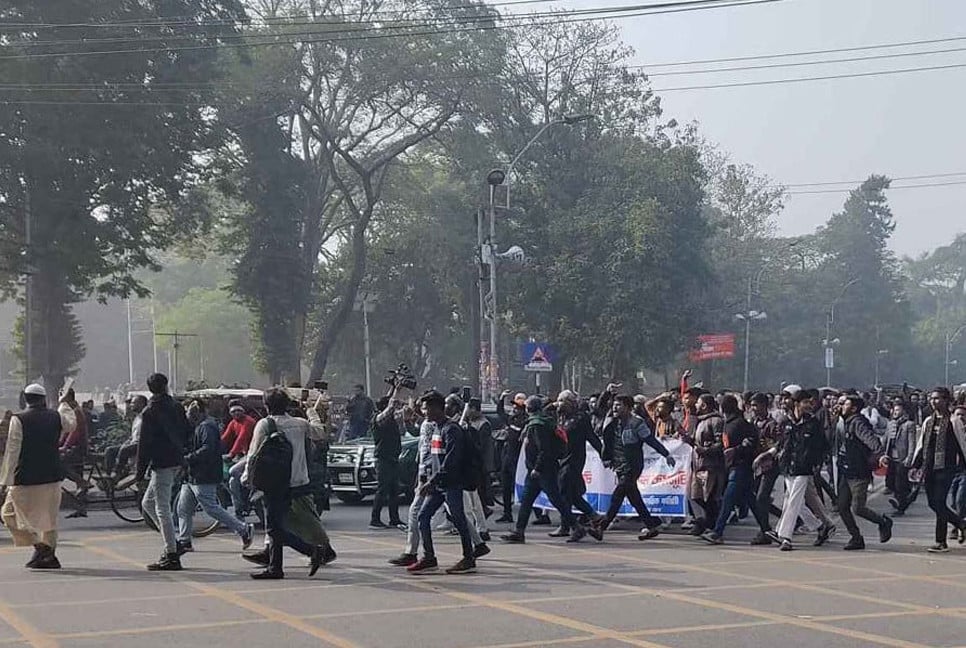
[248,417,293,493]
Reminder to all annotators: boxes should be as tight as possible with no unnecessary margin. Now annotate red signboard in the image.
[689,333,736,362]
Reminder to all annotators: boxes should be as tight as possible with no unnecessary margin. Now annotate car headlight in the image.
[360,448,375,468]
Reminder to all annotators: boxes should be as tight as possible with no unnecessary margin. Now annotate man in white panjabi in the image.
[0,383,76,569]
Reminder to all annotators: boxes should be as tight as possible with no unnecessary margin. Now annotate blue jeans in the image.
[950,471,966,519]
[418,488,474,561]
[142,467,179,554]
[228,459,248,514]
[714,467,752,536]
[176,482,247,542]
[517,470,578,534]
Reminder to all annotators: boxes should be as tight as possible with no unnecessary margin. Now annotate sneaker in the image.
[250,569,284,580]
[548,526,570,538]
[501,531,525,544]
[888,497,901,511]
[322,546,337,565]
[638,527,660,541]
[606,518,622,531]
[727,510,740,525]
[147,553,183,571]
[389,553,418,567]
[779,539,794,552]
[369,520,390,530]
[25,546,44,569]
[479,531,491,542]
[928,543,950,554]
[32,553,61,570]
[878,516,893,544]
[750,532,773,546]
[65,511,87,519]
[396,523,409,532]
[242,550,270,566]
[588,525,604,542]
[407,557,439,574]
[814,523,836,547]
[700,530,724,545]
[175,541,193,556]
[473,544,491,559]
[844,536,866,551]
[765,529,781,544]
[241,523,254,550]
[566,526,587,543]
[445,558,477,575]
[680,519,695,531]
[496,514,514,524]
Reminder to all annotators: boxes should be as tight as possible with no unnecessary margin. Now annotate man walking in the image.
[0,384,76,569]
[750,392,784,545]
[688,394,725,537]
[702,395,758,545]
[137,373,192,571]
[502,396,591,544]
[175,399,254,554]
[555,390,605,537]
[835,394,892,550]
[885,400,918,515]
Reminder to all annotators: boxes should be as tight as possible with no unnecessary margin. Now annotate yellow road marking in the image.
[50,619,269,640]
[0,599,58,648]
[633,620,777,636]
[470,635,595,648]
[79,543,361,648]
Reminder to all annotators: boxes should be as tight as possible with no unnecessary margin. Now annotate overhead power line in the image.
[0,0,780,61]
[787,180,966,195]
[785,171,966,188]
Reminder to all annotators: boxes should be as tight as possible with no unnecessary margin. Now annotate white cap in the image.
[229,405,244,415]
[24,383,46,397]
[782,384,802,397]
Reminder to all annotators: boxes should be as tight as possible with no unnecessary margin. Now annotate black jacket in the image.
[136,393,191,480]
[523,412,563,473]
[602,414,668,476]
[12,405,64,486]
[837,413,882,480]
[185,415,224,485]
[373,415,402,462]
[778,413,827,477]
[722,413,758,470]
[560,410,602,472]
[430,420,469,491]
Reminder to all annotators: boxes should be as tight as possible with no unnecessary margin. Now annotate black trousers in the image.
[559,463,597,527]
[517,471,577,534]
[371,459,401,525]
[886,462,912,509]
[500,452,519,515]
[753,467,782,533]
[926,468,965,544]
[606,469,660,528]
[265,489,314,572]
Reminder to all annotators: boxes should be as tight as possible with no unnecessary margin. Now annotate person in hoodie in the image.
[553,390,605,538]
[687,394,725,537]
[835,393,893,551]
[701,395,758,545]
[600,395,675,541]
[501,396,591,544]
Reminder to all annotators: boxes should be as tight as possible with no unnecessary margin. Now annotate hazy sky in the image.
[533,0,966,258]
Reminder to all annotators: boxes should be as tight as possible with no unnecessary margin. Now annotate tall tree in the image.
[0,0,246,390]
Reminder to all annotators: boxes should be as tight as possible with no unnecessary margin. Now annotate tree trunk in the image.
[308,219,368,382]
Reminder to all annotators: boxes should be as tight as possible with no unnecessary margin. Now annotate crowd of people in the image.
[0,372,964,579]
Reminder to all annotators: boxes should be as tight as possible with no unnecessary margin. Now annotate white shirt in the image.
[243,414,325,489]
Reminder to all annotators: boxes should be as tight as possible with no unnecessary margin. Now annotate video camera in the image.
[384,363,417,391]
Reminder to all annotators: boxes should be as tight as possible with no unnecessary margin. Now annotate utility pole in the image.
[23,177,32,384]
[126,299,135,384]
[154,331,198,393]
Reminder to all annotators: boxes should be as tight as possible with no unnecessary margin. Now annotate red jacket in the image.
[221,415,256,457]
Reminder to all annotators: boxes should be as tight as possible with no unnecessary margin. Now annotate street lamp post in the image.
[736,309,767,392]
[479,114,594,401]
[945,323,966,386]
[874,349,889,387]
[824,277,860,387]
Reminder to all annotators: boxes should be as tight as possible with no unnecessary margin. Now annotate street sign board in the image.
[825,347,835,370]
[522,342,554,373]
[688,334,736,362]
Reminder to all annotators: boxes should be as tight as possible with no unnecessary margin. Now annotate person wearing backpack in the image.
[137,373,192,572]
[501,396,588,545]
[242,388,331,580]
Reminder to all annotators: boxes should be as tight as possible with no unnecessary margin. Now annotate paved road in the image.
[0,493,964,648]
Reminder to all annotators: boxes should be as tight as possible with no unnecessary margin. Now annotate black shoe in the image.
[369,520,390,530]
[588,525,604,542]
[242,550,270,567]
[25,546,44,569]
[501,531,525,544]
[548,526,570,538]
[407,557,439,574]
[566,526,587,543]
[700,530,723,545]
[250,569,284,580]
[308,545,325,577]
[751,532,773,546]
[878,516,893,544]
[533,516,552,526]
[844,536,866,551]
[389,553,418,567]
[888,497,901,511]
[175,541,193,556]
[322,546,338,565]
[445,558,477,574]
[65,511,87,519]
[638,527,660,541]
[480,531,491,542]
[31,551,61,570]
[765,529,781,544]
[814,523,836,547]
[928,543,950,553]
[147,553,183,571]
[473,543,491,559]
[496,514,514,524]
